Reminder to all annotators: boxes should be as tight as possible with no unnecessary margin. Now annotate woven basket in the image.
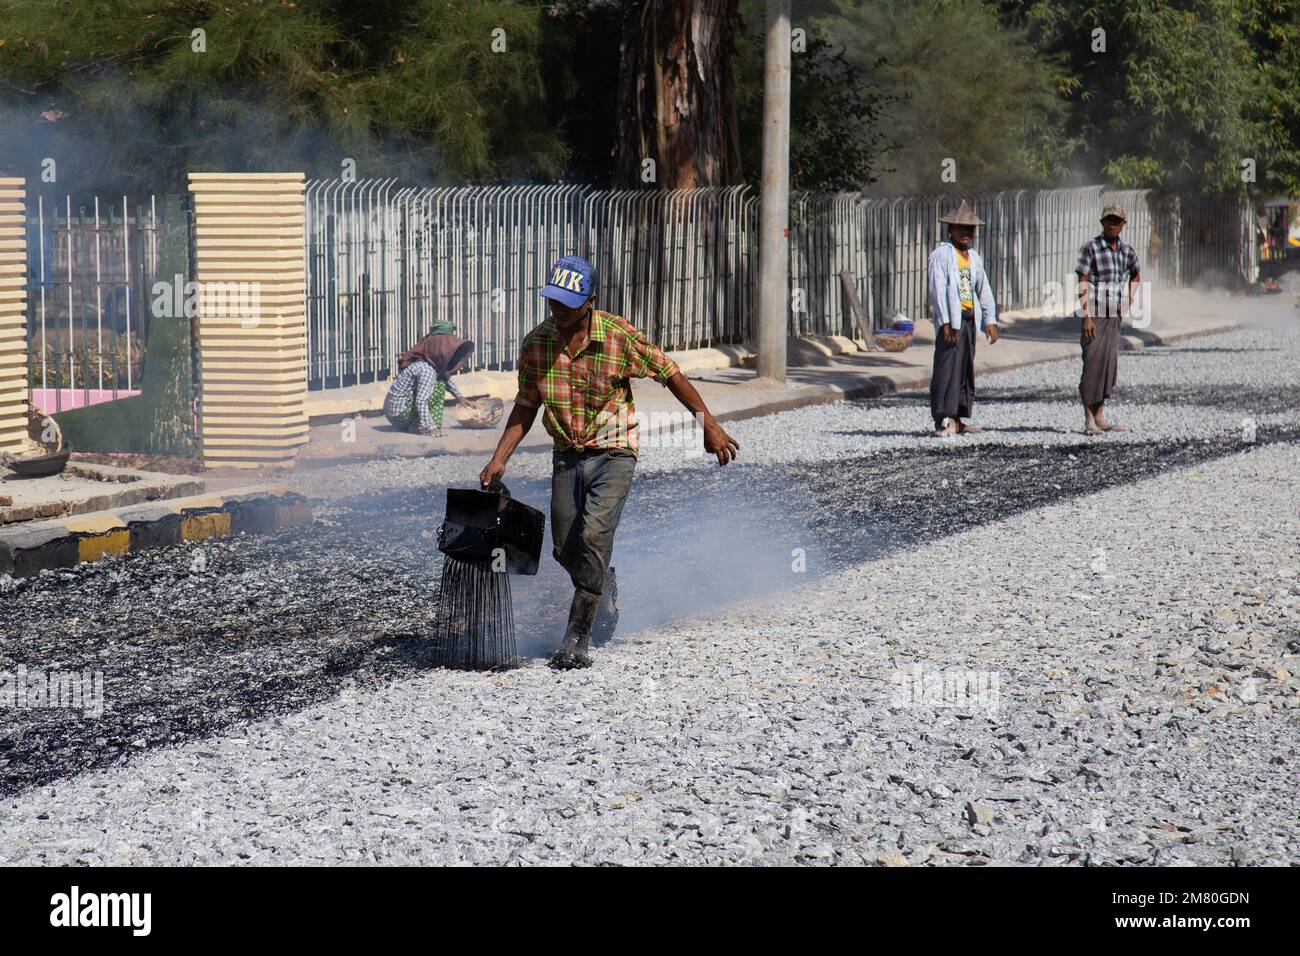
[875,331,912,352]
[456,397,505,429]
[26,407,65,453]
[3,409,70,476]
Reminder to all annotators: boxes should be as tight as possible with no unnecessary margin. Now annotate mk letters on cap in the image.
[549,265,587,293]
[540,254,596,306]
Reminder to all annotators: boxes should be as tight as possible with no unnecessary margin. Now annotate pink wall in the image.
[28,388,141,413]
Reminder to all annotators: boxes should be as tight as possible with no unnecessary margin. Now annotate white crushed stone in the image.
[3,441,1296,865]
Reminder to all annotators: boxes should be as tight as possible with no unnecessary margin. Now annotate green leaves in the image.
[1013,0,1290,195]
[1,0,1294,194]
[0,0,567,190]
[734,19,895,191]
[802,0,1067,193]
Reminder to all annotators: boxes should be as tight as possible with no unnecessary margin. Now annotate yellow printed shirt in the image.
[956,249,975,312]
[514,310,680,456]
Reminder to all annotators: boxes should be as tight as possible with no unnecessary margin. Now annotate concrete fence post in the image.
[0,178,27,454]
[188,172,308,469]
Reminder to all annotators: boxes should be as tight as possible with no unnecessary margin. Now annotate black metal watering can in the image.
[437,480,545,576]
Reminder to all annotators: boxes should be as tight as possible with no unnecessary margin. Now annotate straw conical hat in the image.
[939,200,984,226]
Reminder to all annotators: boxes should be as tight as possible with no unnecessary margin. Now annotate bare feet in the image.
[932,419,958,437]
[1086,403,1123,434]
[956,421,982,434]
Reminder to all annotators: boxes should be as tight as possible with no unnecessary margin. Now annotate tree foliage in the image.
[734,19,897,192]
[0,0,1296,196]
[1000,0,1299,194]
[1243,0,1300,193]
[0,0,568,191]
[805,0,1069,194]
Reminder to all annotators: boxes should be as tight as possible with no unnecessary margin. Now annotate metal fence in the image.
[304,180,1256,388]
[26,194,162,413]
[304,182,758,385]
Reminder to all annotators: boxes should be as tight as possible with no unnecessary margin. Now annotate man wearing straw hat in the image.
[927,200,999,437]
[1076,203,1141,435]
[479,255,739,670]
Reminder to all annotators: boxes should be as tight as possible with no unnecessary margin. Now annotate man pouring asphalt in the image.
[480,255,739,670]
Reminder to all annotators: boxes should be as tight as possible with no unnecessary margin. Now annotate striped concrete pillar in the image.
[188,172,308,469]
[0,179,27,454]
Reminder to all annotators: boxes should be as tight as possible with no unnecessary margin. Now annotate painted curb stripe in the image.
[77,529,131,563]
[129,514,183,552]
[0,493,311,577]
[180,511,232,542]
[11,537,78,577]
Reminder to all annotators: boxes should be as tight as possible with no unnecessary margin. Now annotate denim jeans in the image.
[550,447,636,595]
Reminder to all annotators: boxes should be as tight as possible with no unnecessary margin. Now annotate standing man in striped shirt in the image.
[1076,203,1142,435]
[480,255,739,670]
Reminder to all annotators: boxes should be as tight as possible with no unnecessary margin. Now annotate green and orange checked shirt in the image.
[514,310,680,456]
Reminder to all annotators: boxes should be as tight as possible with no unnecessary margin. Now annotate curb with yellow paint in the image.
[0,485,312,577]
[79,529,131,564]
[181,511,232,542]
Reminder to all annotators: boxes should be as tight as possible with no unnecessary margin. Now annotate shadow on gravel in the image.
[833,425,1077,437]
[1,424,1297,796]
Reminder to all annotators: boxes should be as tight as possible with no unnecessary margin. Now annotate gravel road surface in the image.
[1,325,1297,864]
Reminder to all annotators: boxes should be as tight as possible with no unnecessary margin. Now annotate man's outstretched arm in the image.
[480,401,540,488]
[664,371,739,466]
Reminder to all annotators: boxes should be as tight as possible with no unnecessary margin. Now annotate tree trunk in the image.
[612,0,742,189]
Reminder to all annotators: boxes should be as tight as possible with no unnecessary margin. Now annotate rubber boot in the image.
[550,588,601,670]
[590,567,620,647]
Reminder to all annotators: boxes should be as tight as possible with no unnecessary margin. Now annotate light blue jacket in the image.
[928,241,997,331]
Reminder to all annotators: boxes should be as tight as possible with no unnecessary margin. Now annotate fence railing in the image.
[304,182,761,385]
[304,180,1255,388]
[25,194,161,413]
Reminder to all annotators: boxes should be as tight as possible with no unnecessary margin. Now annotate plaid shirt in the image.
[1076,234,1141,318]
[515,310,680,455]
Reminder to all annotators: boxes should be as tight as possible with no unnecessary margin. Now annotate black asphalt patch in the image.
[795,424,1298,565]
[972,382,1300,413]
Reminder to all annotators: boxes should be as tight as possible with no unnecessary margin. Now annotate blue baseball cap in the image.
[540,255,596,309]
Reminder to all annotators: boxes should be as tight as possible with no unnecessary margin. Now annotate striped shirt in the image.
[514,310,680,455]
[1076,235,1141,318]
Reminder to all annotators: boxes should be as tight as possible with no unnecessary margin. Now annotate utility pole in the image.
[756,0,790,383]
